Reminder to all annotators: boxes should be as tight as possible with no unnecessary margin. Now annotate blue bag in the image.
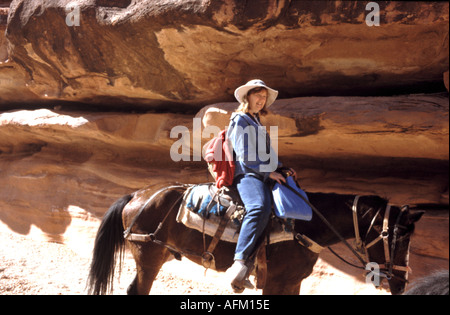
[272,176,313,221]
[185,184,227,217]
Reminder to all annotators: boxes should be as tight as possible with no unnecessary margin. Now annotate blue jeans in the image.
[234,174,272,261]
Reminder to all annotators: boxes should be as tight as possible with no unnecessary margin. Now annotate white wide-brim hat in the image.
[234,79,278,108]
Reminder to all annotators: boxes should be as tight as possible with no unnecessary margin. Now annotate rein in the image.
[282,182,410,283]
[281,183,367,267]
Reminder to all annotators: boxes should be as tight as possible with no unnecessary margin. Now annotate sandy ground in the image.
[0,220,388,295]
[0,223,241,295]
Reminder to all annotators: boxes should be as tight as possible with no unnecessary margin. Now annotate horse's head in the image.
[363,203,424,295]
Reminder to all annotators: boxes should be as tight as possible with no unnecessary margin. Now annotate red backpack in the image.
[203,129,235,188]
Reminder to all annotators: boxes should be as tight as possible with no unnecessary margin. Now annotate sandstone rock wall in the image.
[0,0,448,107]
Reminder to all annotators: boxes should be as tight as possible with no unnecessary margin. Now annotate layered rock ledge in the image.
[0,0,448,107]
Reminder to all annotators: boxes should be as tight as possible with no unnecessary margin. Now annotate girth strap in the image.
[202,201,237,269]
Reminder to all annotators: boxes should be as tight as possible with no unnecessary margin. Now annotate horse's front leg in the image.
[262,242,319,295]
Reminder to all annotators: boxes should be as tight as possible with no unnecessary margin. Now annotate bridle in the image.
[351,195,411,283]
[283,181,413,284]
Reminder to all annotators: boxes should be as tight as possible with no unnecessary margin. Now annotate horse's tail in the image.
[87,193,133,295]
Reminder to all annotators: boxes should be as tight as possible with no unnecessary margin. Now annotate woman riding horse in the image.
[226,79,297,290]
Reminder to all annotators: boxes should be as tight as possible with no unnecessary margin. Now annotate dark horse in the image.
[87,183,424,295]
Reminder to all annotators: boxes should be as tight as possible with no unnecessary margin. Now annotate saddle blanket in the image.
[176,183,294,244]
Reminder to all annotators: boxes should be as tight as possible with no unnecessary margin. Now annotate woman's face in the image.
[247,88,268,114]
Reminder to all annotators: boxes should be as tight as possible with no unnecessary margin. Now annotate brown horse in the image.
[87,182,424,295]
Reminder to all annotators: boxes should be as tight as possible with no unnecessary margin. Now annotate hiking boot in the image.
[227,260,254,291]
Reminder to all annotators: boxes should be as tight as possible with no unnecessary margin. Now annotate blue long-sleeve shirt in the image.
[226,112,281,182]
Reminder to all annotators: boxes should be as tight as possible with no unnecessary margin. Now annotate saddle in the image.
[176,183,294,245]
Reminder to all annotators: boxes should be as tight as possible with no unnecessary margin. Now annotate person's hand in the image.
[269,172,286,185]
[288,168,297,180]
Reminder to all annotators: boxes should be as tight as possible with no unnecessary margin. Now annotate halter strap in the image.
[382,205,392,266]
[365,204,390,250]
[351,196,411,282]
[352,196,364,254]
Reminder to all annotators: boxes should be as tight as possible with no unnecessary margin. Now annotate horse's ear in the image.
[407,211,425,224]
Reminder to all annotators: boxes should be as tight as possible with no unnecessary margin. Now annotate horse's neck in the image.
[295,193,364,247]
